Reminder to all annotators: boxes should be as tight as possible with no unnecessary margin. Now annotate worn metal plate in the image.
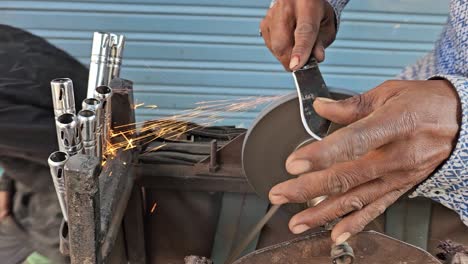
[233,231,441,264]
[242,89,356,213]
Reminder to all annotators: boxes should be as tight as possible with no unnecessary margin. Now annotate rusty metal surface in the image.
[99,150,134,260]
[233,231,442,264]
[137,132,252,193]
[65,154,102,264]
[136,163,252,193]
[123,186,147,264]
[99,78,137,261]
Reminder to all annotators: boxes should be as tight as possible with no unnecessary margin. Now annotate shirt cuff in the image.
[326,0,350,30]
[410,75,468,226]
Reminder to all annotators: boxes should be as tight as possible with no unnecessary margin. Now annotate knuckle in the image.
[325,169,353,194]
[374,204,387,216]
[346,94,375,118]
[315,213,335,226]
[401,150,421,172]
[341,196,365,213]
[271,43,288,57]
[347,129,370,158]
[354,214,371,232]
[294,176,316,201]
[295,22,319,36]
[291,43,312,56]
[398,111,418,135]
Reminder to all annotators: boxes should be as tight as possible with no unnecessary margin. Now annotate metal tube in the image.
[51,78,76,117]
[94,86,113,157]
[82,98,102,113]
[87,32,112,98]
[78,110,97,157]
[48,151,69,222]
[107,34,125,83]
[82,98,103,160]
[56,113,82,155]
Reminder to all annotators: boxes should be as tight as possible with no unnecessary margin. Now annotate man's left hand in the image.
[269,80,460,244]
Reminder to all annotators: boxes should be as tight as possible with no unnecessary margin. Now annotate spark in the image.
[150,202,157,214]
[104,94,286,157]
[109,171,113,177]
[134,102,145,110]
[145,104,158,109]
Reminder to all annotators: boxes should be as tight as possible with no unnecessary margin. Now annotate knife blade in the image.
[292,57,331,140]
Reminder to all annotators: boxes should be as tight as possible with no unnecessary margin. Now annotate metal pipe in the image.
[51,78,76,117]
[82,98,103,160]
[56,113,82,155]
[82,98,102,113]
[48,151,69,222]
[78,110,97,157]
[94,86,113,157]
[107,34,125,83]
[87,32,112,98]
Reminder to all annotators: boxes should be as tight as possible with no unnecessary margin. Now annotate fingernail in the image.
[315,97,336,103]
[269,193,289,205]
[286,159,312,175]
[291,224,310,234]
[289,56,300,70]
[335,232,351,245]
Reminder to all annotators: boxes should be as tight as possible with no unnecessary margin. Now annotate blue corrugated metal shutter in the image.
[0,0,449,127]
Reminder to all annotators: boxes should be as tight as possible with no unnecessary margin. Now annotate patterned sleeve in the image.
[410,75,468,226]
[326,0,350,29]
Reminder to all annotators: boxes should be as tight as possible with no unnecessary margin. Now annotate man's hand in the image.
[260,0,337,71]
[269,80,460,244]
[0,191,10,222]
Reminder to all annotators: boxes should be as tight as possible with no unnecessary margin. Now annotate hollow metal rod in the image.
[82,98,103,161]
[94,85,113,157]
[56,113,82,156]
[48,151,69,222]
[87,32,112,98]
[51,78,76,117]
[107,34,125,84]
[78,109,97,157]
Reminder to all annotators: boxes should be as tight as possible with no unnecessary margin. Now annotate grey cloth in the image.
[0,24,88,263]
[0,183,67,264]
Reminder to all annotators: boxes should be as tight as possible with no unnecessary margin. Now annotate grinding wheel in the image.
[242,89,357,213]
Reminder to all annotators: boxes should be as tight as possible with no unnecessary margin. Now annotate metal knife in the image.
[292,57,331,140]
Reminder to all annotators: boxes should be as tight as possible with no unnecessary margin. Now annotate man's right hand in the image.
[260,0,338,71]
[0,191,10,222]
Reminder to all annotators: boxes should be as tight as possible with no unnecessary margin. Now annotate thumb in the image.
[313,94,376,125]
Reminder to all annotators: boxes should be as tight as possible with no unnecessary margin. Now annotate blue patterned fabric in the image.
[328,0,468,225]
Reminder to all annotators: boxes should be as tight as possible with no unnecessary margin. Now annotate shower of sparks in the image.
[150,202,158,214]
[104,94,286,158]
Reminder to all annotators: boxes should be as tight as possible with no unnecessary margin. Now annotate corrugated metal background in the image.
[0,0,449,126]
